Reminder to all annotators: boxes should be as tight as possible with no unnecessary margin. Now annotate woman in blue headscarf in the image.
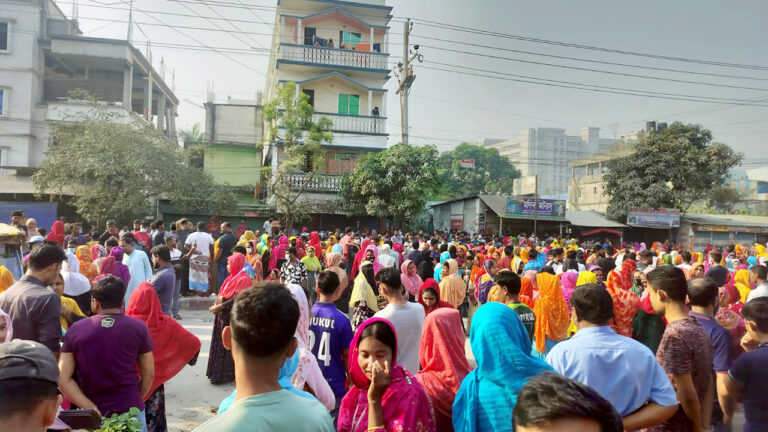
[434,251,451,283]
[453,302,553,432]
[216,350,314,414]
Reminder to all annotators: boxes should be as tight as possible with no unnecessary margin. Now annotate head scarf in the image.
[98,256,116,277]
[268,236,289,271]
[607,261,640,338]
[75,245,98,282]
[377,244,395,268]
[91,244,105,260]
[236,230,255,247]
[256,233,270,256]
[0,307,12,342]
[400,259,423,297]
[439,259,466,308]
[418,279,453,315]
[477,259,497,304]
[109,246,124,262]
[433,251,451,283]
[533,273,569,353]
[219,253,251,300]
[300,246,323,272]
[47,221,65,246]
[286,283,335,411]
[309,232,322,254]
[295,237,307,259]
[61,251,91,297]
[338,317,436,432]
[560,271,578,305]
[350,262,380,313]
[470,253,487,287]
[0,267,13,294]
[523,269,539,291]
[126,282,201,398]
[518,278,535,309]
[416,308,470,427]
[453,303,553,432]
[689,262,705,280]
[324,252,348,294]
[733,269,752,304]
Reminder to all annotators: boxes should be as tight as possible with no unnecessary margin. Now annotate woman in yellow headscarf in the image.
[0,266,13,293]
[733,269,752,303]
[236,230,256,248]
[576,270,597,286]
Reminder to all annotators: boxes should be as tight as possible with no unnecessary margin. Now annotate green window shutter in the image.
[349,95,359,115]
[338,94,349,114]
[351,33,361,48]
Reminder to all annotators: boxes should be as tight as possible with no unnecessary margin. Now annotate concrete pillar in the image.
[297,19,302,44]
[367,90,372,116]
[281,16,286,43]
[369,28,374,51]
[123,63,133,109]
[384,31,389,54]
[169,106,177,139]
[143,73,153,121]
[381,92,386,116]
[294,83,300,101]
[157,93,166,132]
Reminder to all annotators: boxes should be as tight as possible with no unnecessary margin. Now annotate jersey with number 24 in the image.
[309,302,354,399]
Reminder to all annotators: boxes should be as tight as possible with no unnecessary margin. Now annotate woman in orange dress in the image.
[606,259,640,337]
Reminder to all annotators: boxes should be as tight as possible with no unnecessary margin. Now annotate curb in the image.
[179,296,216,311]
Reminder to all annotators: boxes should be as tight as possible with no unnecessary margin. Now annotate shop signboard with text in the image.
[626,207,680,228]
[505,197,566,220]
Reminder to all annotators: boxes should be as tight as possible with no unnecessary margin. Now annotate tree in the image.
[339,143,442,226]
[436,143,520,199]
[604,122,742,221]
[709,185,741,212]
[33,92,236,223]
[261,82,333,230]
[180,123,206,169]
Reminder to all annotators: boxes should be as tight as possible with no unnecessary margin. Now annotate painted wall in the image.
[204,145,261,187]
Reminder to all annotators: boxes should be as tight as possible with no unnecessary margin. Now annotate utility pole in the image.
[533,174,539,238]
[394,19,422,145]
[127,0,134,43]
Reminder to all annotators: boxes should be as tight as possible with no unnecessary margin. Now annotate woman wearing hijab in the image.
[400,259,423,300]
[286,283,336,411]
[207,253,251,384]
[733,268,752,303]
[269,236,290,272]
[301,246,323,302]
[350,239,373,280]
[127,282,201,431]
[0,266,14,294]
[532,272,569,359]
[245,240,263,283]
[518,278,535,309]
[418,279,453,316]
[236,230,255,248]
[433,251,451,283]
[417,249,435,283]
[559,271,579,306]
[0,307,12,342]
[309,232,323,258]
[469,254,487,290]
[52,273,85,330]
[377,244,396,269]
[417,308,470,431]
[440,259,466,309]
[350,261,380,330]
[61,251,92,315]
[453,303,553,432]
[107,247,132,287]
[606,259,640,337]
[325,252,351,313]
[47,220,66,246]
[295,236,307,260]
[338,317,436,432]
[476,260,498,304]
[75,245,98,284]
[393,242,405,267]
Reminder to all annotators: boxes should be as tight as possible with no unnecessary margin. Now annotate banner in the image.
[626,207,680,228]
[460,158,475,169]
[505,197,566,220]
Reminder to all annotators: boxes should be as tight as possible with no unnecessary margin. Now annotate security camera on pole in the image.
[393,19,423,146]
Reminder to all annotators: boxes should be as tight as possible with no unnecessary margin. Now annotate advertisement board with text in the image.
[505,197,566,220]
[626,207,680,228]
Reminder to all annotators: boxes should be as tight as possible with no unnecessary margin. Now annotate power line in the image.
[411,18,768,71]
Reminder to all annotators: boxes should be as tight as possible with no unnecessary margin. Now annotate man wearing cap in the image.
[0,241,68,354]
[0,340,63,432]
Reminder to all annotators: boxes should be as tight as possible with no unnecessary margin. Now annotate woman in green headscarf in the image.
[301,246,323,302]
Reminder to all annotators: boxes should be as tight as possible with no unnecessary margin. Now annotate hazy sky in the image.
[66,0,768,167]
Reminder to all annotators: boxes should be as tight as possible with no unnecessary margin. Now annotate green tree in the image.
[437,143,520,199]
[261,82,333,230]
[33,93,236,223]
[604,122,742,221]
[180,123,206,169]
[339,143,442,225]
[709,185,742,212]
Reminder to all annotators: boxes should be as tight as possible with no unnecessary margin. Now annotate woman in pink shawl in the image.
[108,247,132,286]
[393,242,405,266]
[338,317,436,432]
[560,271,579,305]
[285,283,335,411]
[351,238,373,280]
[400,259,423,298]
[268,236,289,271]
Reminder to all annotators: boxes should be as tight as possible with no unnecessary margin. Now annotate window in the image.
[301,89,315,108]
[0,22,8,51]
[339,31,361,49]
[337,94,359,115]
[0,88,6,117]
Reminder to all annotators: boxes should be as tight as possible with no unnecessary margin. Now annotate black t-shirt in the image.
[217,232,236,264]
[99,230,116,245]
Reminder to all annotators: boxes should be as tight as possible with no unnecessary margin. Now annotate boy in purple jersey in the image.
[310,270,354,423]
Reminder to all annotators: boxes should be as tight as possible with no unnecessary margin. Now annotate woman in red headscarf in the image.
[127,282,201,431]
[309,232,323,259]
[207,253,252,384]
[416,308,470,431]
[606,259,640,337]
[47,220,66,247]
[417,279,453,316]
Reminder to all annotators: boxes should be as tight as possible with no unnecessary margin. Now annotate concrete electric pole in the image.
[394,19,423,145]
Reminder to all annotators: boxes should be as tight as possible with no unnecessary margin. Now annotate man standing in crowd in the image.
[150,245,176,316]
[262,217,273,237]
[0,340,63,432]
[646,266,713,432]
[215,222,237,288]
[545,247,564,274]
[373,267,425,374]
[152,220,166,248]
[59,275,155,425]
[494,271,536,342]
[174,219,191,296]
[165,236,184,319]
[746,264,768,302]
[637,250,656,272]
[64,223,87,246]
[133,220,152,252]
[121,233,153,305]
[98,220,120,245]
[0,241,69,354]
[547,284,677,430]
[185,222,215,296]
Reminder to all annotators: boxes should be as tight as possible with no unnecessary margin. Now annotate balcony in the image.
[283,173,342,193]
[314,112,386,135]
[279,43,389,71]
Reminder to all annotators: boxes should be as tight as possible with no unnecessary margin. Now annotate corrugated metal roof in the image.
[478,194,507,217]
[566,210,626,228]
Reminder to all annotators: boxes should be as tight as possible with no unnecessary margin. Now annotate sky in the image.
[62,0,768,168]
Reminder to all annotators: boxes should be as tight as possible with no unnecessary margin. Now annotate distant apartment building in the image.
[567,150,635,212]
[262,0,391,214]
[0,0,177,209]
[729,167,768,215]
[486,127,617,197]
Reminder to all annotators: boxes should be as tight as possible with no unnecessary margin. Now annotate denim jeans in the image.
[172,278,182,315]
[136,409,148,432]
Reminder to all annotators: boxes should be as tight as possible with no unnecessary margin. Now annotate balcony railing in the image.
[314,112,386,135]
[279,43,388,70]
[283,173,342,193]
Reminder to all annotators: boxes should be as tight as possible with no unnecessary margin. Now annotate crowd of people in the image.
[1,212,768,432]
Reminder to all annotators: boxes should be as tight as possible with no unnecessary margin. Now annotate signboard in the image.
[450,218,464,231]
[513,175,537,196]
[626,207,680,228]
[459,158,475,169]
[505,197,566,220]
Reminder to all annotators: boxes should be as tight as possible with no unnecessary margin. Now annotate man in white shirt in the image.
[262,217,273,236]
[373,267,425,374]
[746,264,768,303]
[184,222,215,295]
[677,251,692,272]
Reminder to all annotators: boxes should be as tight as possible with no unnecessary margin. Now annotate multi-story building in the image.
[567,149,635,212]
[486,127,617,197]
[0,0,177,180]
[262,0,391,216]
